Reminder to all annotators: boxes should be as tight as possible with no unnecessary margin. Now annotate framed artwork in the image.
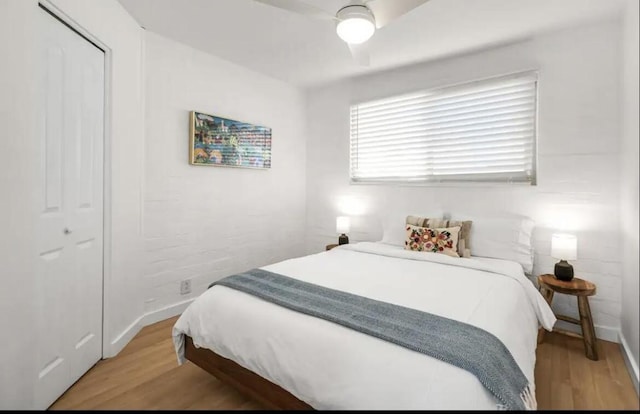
[189,111,272,169]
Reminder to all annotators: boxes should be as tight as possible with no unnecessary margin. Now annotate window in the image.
[349,72,537,184]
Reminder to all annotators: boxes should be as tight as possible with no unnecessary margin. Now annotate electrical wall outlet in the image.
[180,279,192,295]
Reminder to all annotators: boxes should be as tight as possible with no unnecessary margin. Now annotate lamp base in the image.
[554,260,574,281]
[338,234,349,245]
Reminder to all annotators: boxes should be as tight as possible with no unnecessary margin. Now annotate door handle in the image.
[64,228,72,235]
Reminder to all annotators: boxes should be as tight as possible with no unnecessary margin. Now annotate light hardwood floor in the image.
[51,316,639,410]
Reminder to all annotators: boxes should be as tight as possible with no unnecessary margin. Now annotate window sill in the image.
[349,180,536,188]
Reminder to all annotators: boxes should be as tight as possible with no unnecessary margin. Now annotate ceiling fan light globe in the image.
[336,18,375,44]
[335,5,376,45]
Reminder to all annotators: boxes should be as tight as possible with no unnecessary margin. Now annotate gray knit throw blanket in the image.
[211,269,536,410]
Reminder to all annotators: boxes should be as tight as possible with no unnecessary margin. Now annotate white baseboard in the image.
[554,320,619,343]
[104,299,194,358]
[140,299,194,327]
[106,315,144,358]
[619,331,640,396]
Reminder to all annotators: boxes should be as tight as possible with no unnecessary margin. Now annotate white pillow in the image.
[380,212,443,246]
[454,213,535,274]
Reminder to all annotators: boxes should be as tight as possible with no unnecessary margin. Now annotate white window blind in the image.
[350,73,537,184]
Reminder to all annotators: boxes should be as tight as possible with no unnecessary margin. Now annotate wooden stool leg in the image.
[538,288,554,344]
[577,296,598,361]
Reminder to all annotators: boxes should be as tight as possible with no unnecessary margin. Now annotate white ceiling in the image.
[118,0,625,87]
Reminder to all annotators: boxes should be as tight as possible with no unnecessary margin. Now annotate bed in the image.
[172,241,556,410]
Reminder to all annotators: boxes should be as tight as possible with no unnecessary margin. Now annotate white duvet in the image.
[173,242,556,410]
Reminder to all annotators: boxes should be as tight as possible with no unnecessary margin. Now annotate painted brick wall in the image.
[305,20,623,340]
[620,0,640,375]
[143,31,307,313]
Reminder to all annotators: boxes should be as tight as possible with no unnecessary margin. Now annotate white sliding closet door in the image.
[35,8,105,409]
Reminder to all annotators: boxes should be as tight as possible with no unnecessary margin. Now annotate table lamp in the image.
[336,216,350,245]
[551,233,577,281]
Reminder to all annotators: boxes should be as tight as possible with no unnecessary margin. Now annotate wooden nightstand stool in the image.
[325,243,339,251]
[537,274,598,360]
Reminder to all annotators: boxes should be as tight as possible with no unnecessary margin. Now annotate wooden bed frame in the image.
[184,335,313,410]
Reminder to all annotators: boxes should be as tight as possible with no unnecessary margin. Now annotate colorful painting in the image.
[189,111,271,169]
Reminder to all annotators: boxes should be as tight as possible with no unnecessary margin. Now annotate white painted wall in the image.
[0,1,38,408]
[0,0,144,408]
[142,32,307,315]
[620,0,639,387]
[305,20,623,341]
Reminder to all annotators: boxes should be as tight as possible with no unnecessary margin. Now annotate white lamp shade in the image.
[336,216,351,234]
[335,6,376,45]
[336,18,375,44]
[551,233,577,261]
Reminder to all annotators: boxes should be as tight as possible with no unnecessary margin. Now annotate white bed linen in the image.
[173,242,556,410]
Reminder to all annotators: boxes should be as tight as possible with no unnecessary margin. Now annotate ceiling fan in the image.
[253,0,430,66]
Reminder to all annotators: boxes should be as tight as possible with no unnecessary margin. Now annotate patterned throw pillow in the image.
[406,216,472,258]
[404,224,461,258]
